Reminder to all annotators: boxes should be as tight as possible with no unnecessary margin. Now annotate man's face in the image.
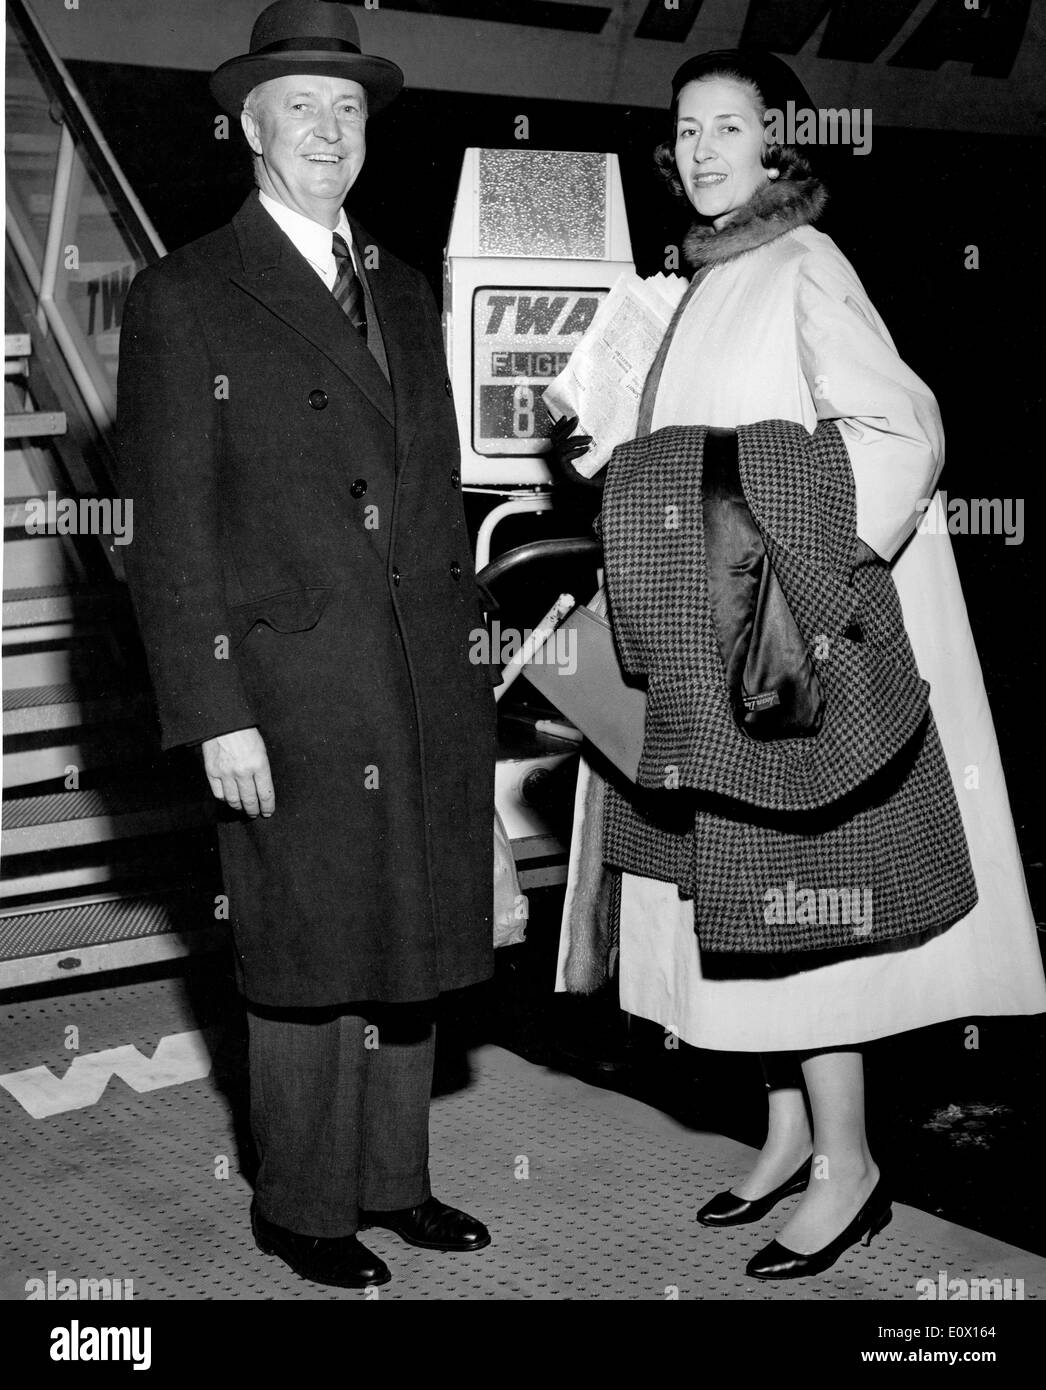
[241,74,367,228]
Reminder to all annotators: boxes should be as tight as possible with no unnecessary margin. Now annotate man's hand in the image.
[201,727,275,818]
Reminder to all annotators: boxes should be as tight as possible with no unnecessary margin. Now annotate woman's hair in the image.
[654,63,814,199]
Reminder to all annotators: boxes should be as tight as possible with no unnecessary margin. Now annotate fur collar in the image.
[683,174,828,269]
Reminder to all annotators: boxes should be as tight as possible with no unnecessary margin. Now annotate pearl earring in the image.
[767,168,780,180]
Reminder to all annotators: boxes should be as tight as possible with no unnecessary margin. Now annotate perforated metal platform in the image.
[1,975,1042,1301]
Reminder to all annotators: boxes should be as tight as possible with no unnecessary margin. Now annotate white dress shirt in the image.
[257,190,357,289]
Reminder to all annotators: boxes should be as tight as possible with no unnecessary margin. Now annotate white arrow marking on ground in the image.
[0,1030,212,1118]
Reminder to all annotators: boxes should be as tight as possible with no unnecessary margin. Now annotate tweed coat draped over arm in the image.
[598,420,977,956]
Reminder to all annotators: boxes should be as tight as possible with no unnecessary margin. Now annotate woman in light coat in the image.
[556,48,1046,1279]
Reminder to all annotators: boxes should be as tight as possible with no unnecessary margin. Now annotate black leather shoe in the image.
[359,1195,491,1252]
[746,1175,892,1279]
[696,1156,812,1226]
[252,1203,391,1288]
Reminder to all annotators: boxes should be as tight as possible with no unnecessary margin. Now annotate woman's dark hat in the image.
[671,48,814,116]
[210,0,404,115]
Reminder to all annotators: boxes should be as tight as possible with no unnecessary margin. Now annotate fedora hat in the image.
[210,0,404,116]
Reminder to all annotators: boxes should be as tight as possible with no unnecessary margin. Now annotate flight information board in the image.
[472,285,608,456]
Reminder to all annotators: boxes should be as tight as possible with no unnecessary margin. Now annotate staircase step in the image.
[0,855,209,903]
[2,637,131,689]
[4,645,97,689]
[2,783,215,856]
[5,410,67,439]
[2,451,64,498]
[4,495,111,528]
[0,824,217,904]
[3,729,154,788]
[5,133,60,158]
[2,583,128,627]
[0,890,220,966]
[3,684,146,734]
[3,534,88,591]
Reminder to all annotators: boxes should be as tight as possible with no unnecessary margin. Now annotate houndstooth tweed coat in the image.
[599,420,977,956]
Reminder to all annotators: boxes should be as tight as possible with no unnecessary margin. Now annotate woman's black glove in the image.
[545,414,602,495]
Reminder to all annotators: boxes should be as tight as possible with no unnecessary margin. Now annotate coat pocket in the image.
[229,585,335,648]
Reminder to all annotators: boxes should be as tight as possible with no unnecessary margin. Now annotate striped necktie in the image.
[332,232,367,341]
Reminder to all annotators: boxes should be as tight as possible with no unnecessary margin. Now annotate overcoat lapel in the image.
[230,195,394,427]
[348,213,421,471]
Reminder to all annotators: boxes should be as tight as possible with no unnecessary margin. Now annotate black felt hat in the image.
[670,48,815,115]
[210,0,404,116]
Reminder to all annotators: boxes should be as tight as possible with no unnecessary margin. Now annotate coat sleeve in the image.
[795,246,944,562]
[116,263,258,750]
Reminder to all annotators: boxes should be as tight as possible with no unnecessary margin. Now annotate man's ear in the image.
[241,108,263,156]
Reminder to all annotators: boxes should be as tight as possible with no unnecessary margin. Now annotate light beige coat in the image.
[558,226,1046,1048]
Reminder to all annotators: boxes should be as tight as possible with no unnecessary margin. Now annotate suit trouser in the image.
[247,1001,435,1237]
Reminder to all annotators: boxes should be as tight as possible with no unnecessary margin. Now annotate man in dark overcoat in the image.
[116,0,496,1289]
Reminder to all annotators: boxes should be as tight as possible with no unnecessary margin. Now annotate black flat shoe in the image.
[252,1203,391,1288]
[359,1195,491,1252]
[745,1175,892,1280]
[696,1156,812,1227]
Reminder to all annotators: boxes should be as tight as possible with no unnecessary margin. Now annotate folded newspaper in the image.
[542,271,690,477]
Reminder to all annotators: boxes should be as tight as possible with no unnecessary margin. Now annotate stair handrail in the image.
[6,0,171,582]
[10,0,166,266]
[7,0,166,452]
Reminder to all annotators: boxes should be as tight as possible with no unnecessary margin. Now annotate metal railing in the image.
[6,0,165,467]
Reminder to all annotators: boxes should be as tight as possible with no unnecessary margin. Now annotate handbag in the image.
[523,600,646,781]
[702,428,825,740]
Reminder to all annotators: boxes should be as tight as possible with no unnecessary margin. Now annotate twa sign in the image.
[0,1031,211,1119]
[472,287,608,456]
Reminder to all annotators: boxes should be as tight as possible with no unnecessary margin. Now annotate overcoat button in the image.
[350,478,367,498]
[391,566,401,586]
[444,378,452,397]
[450,561,461,581]
[308,389,328,410]
[450,470,460,489]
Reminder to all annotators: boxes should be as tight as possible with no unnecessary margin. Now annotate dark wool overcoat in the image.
[599,420,978,956]
[116,193,496,1008]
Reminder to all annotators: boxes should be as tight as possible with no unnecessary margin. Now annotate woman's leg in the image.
[773,1047,880,1251]
[734,1052,812,1199]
